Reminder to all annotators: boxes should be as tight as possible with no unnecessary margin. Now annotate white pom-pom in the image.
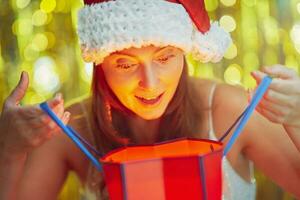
[192,22,232,63]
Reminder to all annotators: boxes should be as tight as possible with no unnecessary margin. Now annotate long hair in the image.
[89,59,205,155]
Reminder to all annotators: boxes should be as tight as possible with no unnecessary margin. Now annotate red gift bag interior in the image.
[101,138,223,200]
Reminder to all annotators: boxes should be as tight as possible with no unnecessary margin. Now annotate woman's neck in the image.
[127,116,161,144]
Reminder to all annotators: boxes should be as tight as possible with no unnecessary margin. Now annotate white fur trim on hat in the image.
[77,0,232,64]
[192,22,232,63]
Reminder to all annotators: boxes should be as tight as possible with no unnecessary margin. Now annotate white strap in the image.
[208,83,217,139]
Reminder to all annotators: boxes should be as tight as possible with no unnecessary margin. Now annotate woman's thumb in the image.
[7,71,29,107]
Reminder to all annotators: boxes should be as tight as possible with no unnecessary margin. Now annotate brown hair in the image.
[89,59,205,155]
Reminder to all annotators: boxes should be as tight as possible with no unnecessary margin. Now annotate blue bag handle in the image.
[40,103,103,171]
[220,76,272,156]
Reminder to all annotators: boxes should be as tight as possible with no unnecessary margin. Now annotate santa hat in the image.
[77,0,232,64]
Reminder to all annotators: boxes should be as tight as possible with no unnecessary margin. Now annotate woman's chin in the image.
[135,109,165,120]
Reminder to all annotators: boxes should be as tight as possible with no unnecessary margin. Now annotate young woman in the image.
[1,0,300,199]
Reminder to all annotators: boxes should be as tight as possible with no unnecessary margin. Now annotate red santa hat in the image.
[77,0,232,64]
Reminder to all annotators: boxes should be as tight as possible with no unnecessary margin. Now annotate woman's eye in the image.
[116,63,138,69]
[155,54,175,64]
[113,56,139,70]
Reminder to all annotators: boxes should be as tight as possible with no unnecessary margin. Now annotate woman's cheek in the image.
[163,64,183,84]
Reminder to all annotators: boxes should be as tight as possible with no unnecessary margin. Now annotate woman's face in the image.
[102,45,184,120]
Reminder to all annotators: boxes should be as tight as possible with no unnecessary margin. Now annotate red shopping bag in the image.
[101,138,223,200]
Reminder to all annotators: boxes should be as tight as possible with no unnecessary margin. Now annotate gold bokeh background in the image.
[0,0,299,199]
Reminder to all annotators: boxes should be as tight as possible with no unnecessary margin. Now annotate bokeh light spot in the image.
[40,0,56,13]
[44,13,53,25]
[297,3,300,14]
[32,33,48,51]
[263,17,279,45]
[16,0,31,9]
[205,0,219,12]
[85,62,93,78]
[220,0,236,7]
[17,18,33,35]
[80,62,93,82]
[24,45,39,61]
[32,10,47,26]
[221,0,236,7]
[33,57,60,93]
[290,24,300,44]
[220,15,236,32]
[44,32,56,49]
[12,20,18,35]
[294,43,300,54]
[224,64,243,85]
[224,43,237,59]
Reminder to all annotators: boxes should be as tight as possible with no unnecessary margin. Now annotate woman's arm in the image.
[0,123,70,200]
[16,135,70,200]
[0,151,27,200]
[213,82,300,198]
[284,126,300,153]
[15,101,91,200]
[0,72,70,200]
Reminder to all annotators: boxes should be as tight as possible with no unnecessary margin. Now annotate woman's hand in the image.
[251,65,300,151]
[0,71,71,158]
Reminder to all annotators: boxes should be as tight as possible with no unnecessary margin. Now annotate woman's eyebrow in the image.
[111,47,168,57]
[110,52,134,57]
[154,47,173,55]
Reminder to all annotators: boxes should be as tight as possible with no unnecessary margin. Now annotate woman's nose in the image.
[138,63,159,89]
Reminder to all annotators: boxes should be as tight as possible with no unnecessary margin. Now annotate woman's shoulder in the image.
[211,81,249,148]
[188,77,248,121]
[189,77,246,117]
[188,76,247,104]
[214,82,248,110]
[188,76,217,90]
[63,96,92,136]
[188,77,219,108]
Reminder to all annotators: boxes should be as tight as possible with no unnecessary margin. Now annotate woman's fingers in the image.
[264,89,295,108]
[46,102,65,129]
[262,65,298,79]
[48,93,63,108]
[267,79,297,94]
[24,110,71,143]
[252,66,300,128]
[43,111,71,139]
[62,112,71,125]
[251,66,299,94]
[4,71,29,109]
[50,112,71,137]
[247,86,289,108]
[256,105,283,124]
[258,98,288,117]
[17,93,64,120]
[251,70,266,83]
[0,72,71,152]
[26,101,65,128]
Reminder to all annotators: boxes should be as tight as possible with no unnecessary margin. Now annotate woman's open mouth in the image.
[135,92,164,106]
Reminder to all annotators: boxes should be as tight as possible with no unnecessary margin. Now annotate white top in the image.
[207,83,256,200]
